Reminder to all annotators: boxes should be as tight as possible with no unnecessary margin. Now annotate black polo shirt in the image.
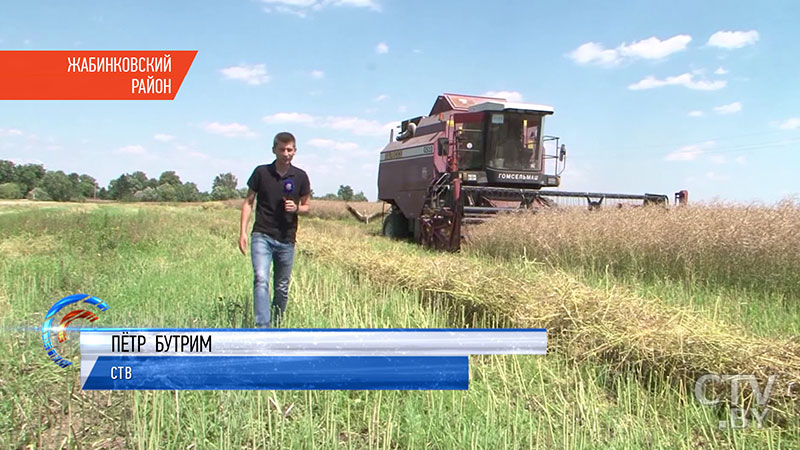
[247,161,310,243]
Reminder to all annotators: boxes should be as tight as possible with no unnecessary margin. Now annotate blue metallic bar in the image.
[82,355,469,390]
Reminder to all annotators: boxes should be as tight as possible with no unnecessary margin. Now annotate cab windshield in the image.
[486,113,543,171]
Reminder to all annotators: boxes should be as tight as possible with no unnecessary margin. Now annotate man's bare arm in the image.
[239,189,256,254]
[297,194,310,215]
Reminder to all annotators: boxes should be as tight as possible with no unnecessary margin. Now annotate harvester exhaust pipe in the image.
[396,122,416,141]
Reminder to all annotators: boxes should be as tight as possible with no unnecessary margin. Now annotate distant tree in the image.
[0,182,22,199]
[156,183,178,202]
[321,193,339,200]
[309,189,315,199]
[211,186,239,201]
[78,174,98,198]
[337,185,354,202]
[108,174,135,200]
[211,173,239,200]
[177,182,200,202]
[13,163,46,195]
[158,171,182,186]
[129,171,150,192]
[237,187,249,198]
[133,187,158,202]
[0,160,15,184]
[213,173,238,191]
[97,187,109,200]
[352,191,368,202]
[41,170,79,201]
[26,187,51,201]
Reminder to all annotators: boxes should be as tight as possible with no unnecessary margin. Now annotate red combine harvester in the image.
[377,93,682,251]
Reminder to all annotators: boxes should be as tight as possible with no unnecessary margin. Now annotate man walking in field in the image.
[239,132,311,328]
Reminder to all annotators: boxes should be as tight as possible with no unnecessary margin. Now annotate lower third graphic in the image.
[42,294,110,368]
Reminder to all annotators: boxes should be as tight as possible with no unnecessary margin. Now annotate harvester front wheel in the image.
[383,207,409,239]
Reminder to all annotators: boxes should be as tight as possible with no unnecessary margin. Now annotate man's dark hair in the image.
[273,132,296,149]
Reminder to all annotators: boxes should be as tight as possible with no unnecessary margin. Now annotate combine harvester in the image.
[377,93,687,251]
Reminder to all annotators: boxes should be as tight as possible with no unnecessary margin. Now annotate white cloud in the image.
[261,0,380,16]
[568,42,622,66]
[714,67,729,75]
[568,34,691,66]
[262,112,315,124]
[263,0,315,7]
[263,112,397,137]
[482,90,524,102]
[307,138,359,151]
[332,0,380,8]
[397,105,408,113]
[375,42,389,54]
[735,156,747,165]
[203,122,257,138]
[310,69,325,79]
[153,133,175,142]
[628,73,726,91]
[219,64,270,85]
[0,128,23,137]
[618,35,692,60]
[688,110,705,117]
[374,94,389,102]
[707,30,759,49]
[665,141,715,161]
[713,101,742,115]
[264,5,308,18]
[777,118,800,130]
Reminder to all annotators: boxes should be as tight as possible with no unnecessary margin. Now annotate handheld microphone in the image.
[283,179,294,199]
[283,178,295,219]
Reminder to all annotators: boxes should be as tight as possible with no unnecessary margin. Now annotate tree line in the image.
[0,160,368,202]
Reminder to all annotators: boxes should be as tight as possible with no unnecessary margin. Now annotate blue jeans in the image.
[251,232,295,328]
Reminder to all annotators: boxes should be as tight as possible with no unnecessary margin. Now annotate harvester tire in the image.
[383,208,409,239]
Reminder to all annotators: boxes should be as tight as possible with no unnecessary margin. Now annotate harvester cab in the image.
[450,100,563,187]
[377,93,676,251]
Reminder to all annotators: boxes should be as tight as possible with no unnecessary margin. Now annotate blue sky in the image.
[1,0,799,203]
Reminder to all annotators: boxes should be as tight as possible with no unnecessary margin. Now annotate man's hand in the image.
[284,199,298,213]
[238,234,248,255]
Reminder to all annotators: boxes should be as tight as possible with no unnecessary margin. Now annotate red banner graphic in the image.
[0,51,197,100]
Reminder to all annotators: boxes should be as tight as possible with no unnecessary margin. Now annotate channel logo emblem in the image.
[42,294,110,368]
